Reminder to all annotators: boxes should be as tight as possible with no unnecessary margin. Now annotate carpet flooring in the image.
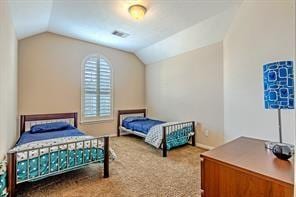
[17,135,205,197]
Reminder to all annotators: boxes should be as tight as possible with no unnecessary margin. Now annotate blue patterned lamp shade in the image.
[263,61,294,109]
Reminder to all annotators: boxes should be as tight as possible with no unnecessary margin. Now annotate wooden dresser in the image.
[200,137,294,197]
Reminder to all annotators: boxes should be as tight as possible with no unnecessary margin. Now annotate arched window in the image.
[81,55,113,122]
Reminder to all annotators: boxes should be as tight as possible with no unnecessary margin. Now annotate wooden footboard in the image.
[7,136,110,197]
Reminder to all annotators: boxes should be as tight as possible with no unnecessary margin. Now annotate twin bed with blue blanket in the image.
[117,109,196,157]
[4,110,195,196]
[6,113,113,197]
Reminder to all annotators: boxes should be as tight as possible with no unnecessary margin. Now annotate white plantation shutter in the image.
[99,58,112,117]
[82,55,113,121]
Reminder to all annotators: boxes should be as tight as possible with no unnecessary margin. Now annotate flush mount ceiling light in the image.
[128,4,147,20]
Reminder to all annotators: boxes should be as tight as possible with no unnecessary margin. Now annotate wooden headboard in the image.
[117,109,146,136]
[20,112,78,135]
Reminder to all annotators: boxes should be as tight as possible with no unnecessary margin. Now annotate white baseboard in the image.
[195,143,215,150]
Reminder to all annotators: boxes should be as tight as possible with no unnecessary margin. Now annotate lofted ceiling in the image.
[9,0,242,63]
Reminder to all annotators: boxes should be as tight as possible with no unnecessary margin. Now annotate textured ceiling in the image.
[9,0,241,53]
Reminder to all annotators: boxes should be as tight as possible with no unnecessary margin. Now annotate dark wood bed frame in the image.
[117,109,196,157]
[7,112,109,197]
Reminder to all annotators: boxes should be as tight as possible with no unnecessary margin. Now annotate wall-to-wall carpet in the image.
[17,136,204,196]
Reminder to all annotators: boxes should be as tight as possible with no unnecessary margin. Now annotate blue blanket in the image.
[16,128,85,146]
[122,117,165,134]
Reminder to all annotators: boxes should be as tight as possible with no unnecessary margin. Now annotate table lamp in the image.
[263,61,294,150]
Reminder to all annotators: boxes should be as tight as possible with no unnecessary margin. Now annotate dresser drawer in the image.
[201,157,293,197]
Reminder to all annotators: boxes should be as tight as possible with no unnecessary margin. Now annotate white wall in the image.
[224,0,295,144]
[0,0,18,159]
[146,42,224,147]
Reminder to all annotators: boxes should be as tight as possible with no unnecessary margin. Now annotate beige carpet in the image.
[17,135,205,197]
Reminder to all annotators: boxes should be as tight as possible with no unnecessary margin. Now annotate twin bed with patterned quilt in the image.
[6,113,115,197]
[117,109,196,157]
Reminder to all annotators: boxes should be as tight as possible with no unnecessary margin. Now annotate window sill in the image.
[80,118,114,125]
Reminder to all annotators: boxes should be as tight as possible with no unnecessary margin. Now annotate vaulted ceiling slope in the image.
[9,0,242,64]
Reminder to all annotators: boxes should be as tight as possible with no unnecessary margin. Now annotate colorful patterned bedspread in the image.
[0,161,7,197]
[145,122,194,148]
[9,136,116,183]
[17,147,105,182]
